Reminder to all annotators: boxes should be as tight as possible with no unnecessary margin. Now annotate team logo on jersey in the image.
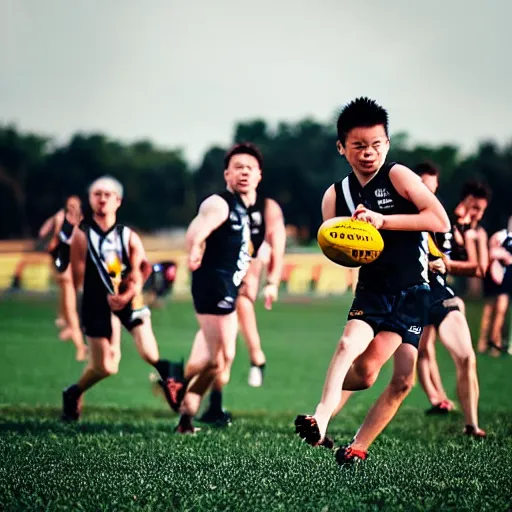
[349,309,364,317]
[250,211,262,226]
[408,325,422,335]
[217,296,235,309]
[375,188,390,198]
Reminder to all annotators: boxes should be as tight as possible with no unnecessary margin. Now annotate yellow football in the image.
[317,218,384,267]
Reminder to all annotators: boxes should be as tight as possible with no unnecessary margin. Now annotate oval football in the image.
[317,218,384,267]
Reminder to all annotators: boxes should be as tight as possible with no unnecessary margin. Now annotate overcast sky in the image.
[1,0,510,165]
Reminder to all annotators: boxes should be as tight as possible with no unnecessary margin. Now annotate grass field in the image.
[0,295,511,511]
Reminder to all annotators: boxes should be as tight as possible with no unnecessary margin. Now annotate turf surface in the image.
[0,295,511,511]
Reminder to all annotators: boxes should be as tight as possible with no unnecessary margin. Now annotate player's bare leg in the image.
[238,263,266,387]
[335,343,417,464]
[438,311,485,437]
[477,298,495,353]
[296,321,387,445]
[194,329,235,426]
[57,269,87,361]
[178,312,238,433]
[62,316,122,421]
[489,294,509,356]
[417,326,454,413]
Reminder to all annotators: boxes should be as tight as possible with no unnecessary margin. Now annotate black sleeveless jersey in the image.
[82,221,132,297]
[50,216,76,273]
[427,232,453,293]
[198,190,251,287]
[495,230,512,259]
[450,217,472,261]
[334,162,428,293]
[247,195,266,255]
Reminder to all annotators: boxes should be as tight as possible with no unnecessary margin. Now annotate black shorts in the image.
[191,268,239,315]
[426,284,460,328]
[50,243,70,273]
[81,291,150,339]
[483,271,503,298]
[348,283,430,348]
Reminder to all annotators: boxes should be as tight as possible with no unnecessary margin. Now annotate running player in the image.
[61,176,178,421]
[40,196,87,361]
[294,97,450,464]
[478,221,512,356]
[172,144,257,434]
[198,163,286,424]
[414,163,485,436]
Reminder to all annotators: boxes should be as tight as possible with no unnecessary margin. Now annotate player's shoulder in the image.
[198,193,230,215]
[387,162,418,179]
[264,197,283,213]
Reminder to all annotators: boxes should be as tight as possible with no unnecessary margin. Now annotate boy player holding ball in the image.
[295,97,450,464]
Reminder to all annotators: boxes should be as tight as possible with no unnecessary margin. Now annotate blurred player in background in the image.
[144,260,177,308]
[29,196,87,361]
[478,219,512,356]
[170,144,256,434]
[415,163,485,436]
[61,176,178,421]
[198,152,286,425]
[294,98,450,464]
[450,181,490,296]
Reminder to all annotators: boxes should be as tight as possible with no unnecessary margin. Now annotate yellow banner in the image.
[0,250,356,296]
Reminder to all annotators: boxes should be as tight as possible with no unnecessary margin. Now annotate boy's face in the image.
[337,124,389,176]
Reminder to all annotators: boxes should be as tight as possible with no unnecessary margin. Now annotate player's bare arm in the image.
[262,199,286,309]
[321,185,351,222]
[476,227,489,276]
[70,229,87,290]
[444,228,483,277]
[185,195,229,271]
[355,165,450,232]
[39,210,62,239]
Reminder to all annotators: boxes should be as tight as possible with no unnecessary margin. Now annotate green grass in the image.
[0,295,511,511]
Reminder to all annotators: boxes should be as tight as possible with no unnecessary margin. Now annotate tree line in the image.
[0,120,510,242]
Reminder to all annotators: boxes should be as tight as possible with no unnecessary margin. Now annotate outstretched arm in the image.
[354,165,450,233]
[185,195,229,271]
[262,199,286,309]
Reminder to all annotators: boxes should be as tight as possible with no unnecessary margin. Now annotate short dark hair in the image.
[336,97,389,146]
[460,180,492,202]
[224,143,263,169]
[414,161,440,178]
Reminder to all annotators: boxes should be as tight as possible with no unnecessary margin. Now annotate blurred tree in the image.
[0,121,510,242]
[0,126,48,238]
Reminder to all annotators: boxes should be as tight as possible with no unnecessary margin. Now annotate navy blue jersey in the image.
[334,162,428,293]
[247,195,266,255]
[198,190,251,287]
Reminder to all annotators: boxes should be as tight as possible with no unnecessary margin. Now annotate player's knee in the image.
[94,359,119,377]
[337,336,360,356]
[455,351,476,373]
[389,373,414,397]
[353,362,380,389]
[359,370,379,389]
